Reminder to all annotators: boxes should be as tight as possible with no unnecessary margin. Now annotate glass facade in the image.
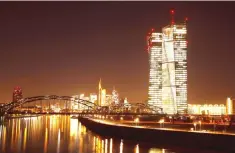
[188,104,226,115]
[148,33,162,108]
[148,23,187,114]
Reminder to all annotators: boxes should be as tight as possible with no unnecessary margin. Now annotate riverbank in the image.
[78,117,235,152]
[5,114,41,119]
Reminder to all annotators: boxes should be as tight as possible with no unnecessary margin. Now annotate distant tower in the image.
[13,86,23,102]
[112,87,119,104]
[101,89,106,106]
[98,79,106,106]
[98,79,102,106]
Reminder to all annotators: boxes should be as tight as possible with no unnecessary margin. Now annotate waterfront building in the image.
[188,104,226,115]
[226,97,235,115]
[147,10,188,114]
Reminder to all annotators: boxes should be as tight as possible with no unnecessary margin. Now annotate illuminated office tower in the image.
[98,79,102,106]
[112,88,119,104]
[101,89,106,106]
[147,10,188,114]
[98,79,107,106]
[90,93,97,104]
[105,94,112,106]
[147,31,163,108]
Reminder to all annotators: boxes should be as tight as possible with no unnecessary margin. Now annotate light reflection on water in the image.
[0,115,220,153]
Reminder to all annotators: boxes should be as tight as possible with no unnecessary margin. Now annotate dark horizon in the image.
[1,2,235,104]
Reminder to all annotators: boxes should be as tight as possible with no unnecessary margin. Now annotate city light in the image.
[159,119,165,128]
[134,118,139,126]
[199,121,202,131]
[194,123,197,131]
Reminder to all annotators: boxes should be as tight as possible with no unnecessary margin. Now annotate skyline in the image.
[1,2,235,104]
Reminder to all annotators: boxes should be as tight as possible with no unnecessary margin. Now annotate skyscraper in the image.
[105,94,112,106]
[98,79,106,106]
[112,88,119,105]
[147,10,187,114]
[98,79,102,106]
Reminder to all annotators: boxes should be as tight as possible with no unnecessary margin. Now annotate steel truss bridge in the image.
[0,95,163,115]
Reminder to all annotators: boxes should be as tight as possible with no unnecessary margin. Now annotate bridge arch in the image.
[1,95,98,113]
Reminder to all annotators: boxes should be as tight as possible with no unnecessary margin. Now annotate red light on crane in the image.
[185,17,188,21]
[151,28,154,32]
[170,9,175,25]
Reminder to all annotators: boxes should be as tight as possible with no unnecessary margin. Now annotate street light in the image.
[134,118,139,126]
[194,123,197,131]
[198,121,202,131]
[159,119,164,128]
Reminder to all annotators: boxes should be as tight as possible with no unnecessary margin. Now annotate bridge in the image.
[0,95,163,115]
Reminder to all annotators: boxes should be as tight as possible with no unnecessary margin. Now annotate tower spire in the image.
[99,78,102,90]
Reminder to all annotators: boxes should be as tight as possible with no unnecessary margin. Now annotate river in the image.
[0,115,223,153]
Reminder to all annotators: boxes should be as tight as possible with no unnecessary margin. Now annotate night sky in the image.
[1,2,235,104]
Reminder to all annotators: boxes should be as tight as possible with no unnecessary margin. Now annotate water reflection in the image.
[149,148,166,153]
[0,115,221,153]
[57,129,60,153]
[44,128,48,153]
[120,139,123,153]
[110,138,113,153]
[135,144,139,153]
